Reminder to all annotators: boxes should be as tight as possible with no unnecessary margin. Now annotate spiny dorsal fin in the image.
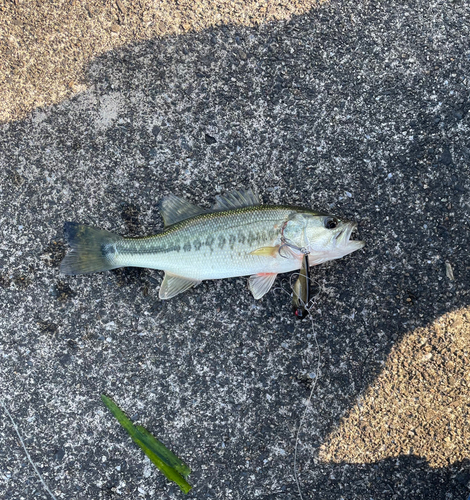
[212,188,260,211]
[158,194,207,227]
[247,273,277,299]
[159,272,201,299]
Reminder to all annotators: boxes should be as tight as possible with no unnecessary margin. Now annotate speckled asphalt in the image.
[1,1,469,499]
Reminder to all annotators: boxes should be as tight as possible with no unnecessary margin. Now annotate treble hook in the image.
[278,238,309,258]
[278,221,310,258]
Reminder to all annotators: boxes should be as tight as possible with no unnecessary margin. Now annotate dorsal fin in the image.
[158,194,207,227]
[212,188,260,211]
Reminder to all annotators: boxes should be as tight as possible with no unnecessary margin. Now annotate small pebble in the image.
[445,261,454,281]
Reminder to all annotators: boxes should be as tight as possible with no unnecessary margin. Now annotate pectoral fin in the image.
[307,254,329,266]
[159,272,201,299]
[247,273,277,299]
[250,246,279,257]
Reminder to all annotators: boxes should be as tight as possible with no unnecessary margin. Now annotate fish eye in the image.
[324,217,339,229]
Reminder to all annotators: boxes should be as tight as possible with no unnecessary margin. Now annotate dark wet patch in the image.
[37,320,59,335]
[111,267,147,287]
[52,281,75,301]
[142,283,150,297]
[42,240,67,268]
[120,202,141,235]
[12,274,32,289]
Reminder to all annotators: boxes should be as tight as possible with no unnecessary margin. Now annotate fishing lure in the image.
[292,253,311,319]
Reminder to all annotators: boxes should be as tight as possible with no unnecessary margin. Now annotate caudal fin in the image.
[60,222,123,275]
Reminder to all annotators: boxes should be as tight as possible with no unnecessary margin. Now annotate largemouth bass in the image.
[60,189,364,299]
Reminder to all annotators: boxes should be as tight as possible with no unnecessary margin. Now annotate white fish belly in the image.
[121,249,300,280]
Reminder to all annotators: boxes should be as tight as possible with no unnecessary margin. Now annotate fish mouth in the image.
[336,223,365,251]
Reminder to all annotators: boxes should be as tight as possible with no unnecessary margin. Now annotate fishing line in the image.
[1,398,58,500]
[273,273,321,500]
[293,311,320,500]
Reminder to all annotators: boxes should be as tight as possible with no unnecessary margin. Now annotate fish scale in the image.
[113,207,300,280]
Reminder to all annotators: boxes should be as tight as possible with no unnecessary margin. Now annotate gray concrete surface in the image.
[1,0,469,499]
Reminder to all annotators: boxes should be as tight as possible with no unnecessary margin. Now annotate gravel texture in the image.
[0,0,316,123]
[1,0,470,499]
[320,308,470,468]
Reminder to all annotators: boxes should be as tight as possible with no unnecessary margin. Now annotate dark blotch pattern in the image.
[229,234,237,249]
[205,236,214,249]
[101,243,115,257]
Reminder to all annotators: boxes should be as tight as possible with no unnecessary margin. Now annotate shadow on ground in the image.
[0,1,469,499]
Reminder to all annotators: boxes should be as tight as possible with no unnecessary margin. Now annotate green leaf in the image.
[136,425,191,478]
[101,394,192,494]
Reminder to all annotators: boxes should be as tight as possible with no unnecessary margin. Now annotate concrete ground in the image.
[1,0,469,499]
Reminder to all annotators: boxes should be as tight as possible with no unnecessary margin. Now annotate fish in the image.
[60,189,364,300]
[292,253,310,319]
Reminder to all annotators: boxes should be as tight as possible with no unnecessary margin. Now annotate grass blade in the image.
[136,425,191,478]
[101,394,192,494]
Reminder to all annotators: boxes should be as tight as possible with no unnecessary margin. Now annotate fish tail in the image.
[60,222,123,275]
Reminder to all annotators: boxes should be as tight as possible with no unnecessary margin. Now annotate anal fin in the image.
[248,273,277,300]
[159,272,201,300]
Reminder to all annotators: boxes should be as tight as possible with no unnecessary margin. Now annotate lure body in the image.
[292,254,311,319]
